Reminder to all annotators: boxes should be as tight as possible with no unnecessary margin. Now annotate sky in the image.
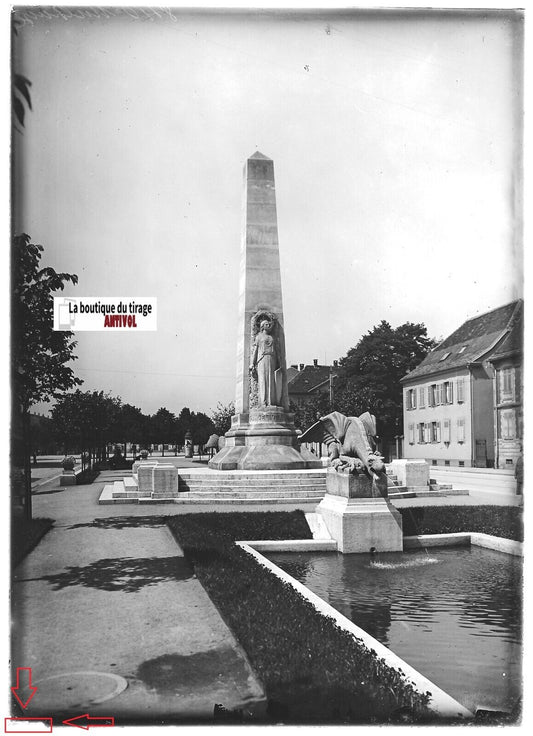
[11,4,524,419]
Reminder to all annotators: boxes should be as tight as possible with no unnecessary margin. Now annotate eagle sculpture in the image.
[299,411,388,496]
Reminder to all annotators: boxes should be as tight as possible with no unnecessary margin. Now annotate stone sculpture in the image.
[249,313,285,408]
[300,411,388,496]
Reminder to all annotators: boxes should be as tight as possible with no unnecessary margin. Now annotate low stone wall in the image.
[238,541,473,720]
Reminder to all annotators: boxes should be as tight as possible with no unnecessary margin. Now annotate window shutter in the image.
[457,418,465,442]
[457,378,464,403]
[443,419,451,442]
[436,422,441,442]
[409,423,415,444]
[448,382,453,404]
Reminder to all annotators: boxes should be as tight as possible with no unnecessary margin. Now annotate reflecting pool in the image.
[267,546,521,713]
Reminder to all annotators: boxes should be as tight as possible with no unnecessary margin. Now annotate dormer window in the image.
[458,346,466,354]
[439,352,450,361]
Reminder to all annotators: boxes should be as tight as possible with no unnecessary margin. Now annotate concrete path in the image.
[13,476,266,725]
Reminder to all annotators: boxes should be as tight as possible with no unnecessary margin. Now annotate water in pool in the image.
[267,546,521,714]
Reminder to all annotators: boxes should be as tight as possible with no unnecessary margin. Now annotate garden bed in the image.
[399,505,523,541]
[76,467,101,484]
[12,516,54,568]
[167,511,434,723]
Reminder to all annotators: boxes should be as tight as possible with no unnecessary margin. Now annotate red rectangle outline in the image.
[4,717,53,733]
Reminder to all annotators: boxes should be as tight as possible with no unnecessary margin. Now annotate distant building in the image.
[400,300,523,468]
[488,308,523,469]
[287,359,339,410]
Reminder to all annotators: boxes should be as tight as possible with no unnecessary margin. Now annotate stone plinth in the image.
[152,464,178,494]
[137,463,157,492]
[390,459,429,488]
[317,471,402,553]
[60,470,76,487]
[326,468,386,498]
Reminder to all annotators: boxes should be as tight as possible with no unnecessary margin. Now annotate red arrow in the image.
[62,714,115,730]
[11,667,38,709]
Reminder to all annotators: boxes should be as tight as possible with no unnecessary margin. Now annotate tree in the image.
[150,407,176,456]
[291,394,332,433]
[210,401,235,436]
[51,390,120,464]
[12,234,82,518]
[111,403,145,457]
[191,412,216,447]
[335,321,436,447]
[12,19,32,133]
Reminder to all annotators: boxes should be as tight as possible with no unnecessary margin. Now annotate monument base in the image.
[208,408,323,471]
[317,469,403,553]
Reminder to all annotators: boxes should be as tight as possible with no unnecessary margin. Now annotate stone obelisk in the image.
[209,152,322,470]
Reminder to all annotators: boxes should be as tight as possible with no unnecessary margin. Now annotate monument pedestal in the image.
[389,459,429,488]
[208,408,322,470]
[317,469,403,553]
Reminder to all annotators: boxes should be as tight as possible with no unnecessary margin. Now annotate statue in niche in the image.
[249,311,287,409]
[300,411,388,495]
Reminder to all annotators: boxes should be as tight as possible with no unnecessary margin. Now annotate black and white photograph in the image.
[9,1,525,729]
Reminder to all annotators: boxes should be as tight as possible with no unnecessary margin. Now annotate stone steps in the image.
[175,489,325,499]
[142,496,321,506]
[179,483,325,493]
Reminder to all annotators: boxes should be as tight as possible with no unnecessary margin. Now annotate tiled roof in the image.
[402,300,522,382]
[489,305,523,361]
[288,364,335,394]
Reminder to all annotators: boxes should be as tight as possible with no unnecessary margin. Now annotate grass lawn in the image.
[167,511,433,724]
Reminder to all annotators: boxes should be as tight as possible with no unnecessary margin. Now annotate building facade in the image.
[401,300,523,468]
[489,312,523,469]
[287,360,339,409]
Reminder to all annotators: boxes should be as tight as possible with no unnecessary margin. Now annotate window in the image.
[457,418,465,443]
[443,419,451,443]
[432,459,437,465]
[498,367,515,403]
[443,381,453,404]
[444,460,450,466]
[500,409,516,440]
[506,458,514,465]
[439,352,451,361]
[418,387,425,408]
[424,422,431,443]
[459,461,465,467]
[429,384,440,407]
[417,423,425,444]
[408,423,415,445]
[458,346,466,354]
[457,378,465,403]
[431,421,441,443]
[407,388,417,410]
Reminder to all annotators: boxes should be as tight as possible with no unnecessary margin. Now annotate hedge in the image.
[12,516,54,568]
[167,512,434,724]
[400,505,523,542]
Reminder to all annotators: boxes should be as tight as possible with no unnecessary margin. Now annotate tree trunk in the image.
[22,409,32,520]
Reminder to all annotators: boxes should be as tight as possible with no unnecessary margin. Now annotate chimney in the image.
[333,360,338,368]
[299,363,304,371]
[313,359,318,367]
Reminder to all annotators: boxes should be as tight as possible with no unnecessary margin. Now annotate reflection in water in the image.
[268,547,522,714]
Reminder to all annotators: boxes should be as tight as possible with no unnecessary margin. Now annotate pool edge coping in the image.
[237,540,475,720]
